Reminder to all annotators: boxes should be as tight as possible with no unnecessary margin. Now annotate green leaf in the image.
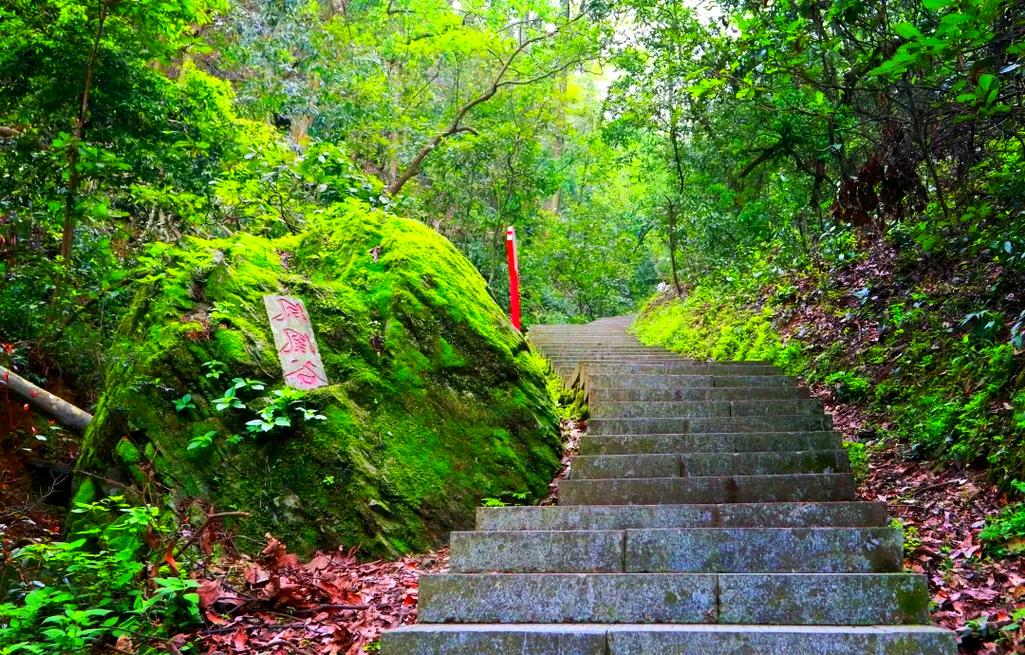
[893,23,922,39]
[922,0,951,10]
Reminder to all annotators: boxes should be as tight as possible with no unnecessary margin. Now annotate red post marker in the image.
[505,225,521,331]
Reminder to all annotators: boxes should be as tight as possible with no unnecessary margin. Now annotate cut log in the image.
[1,366,93,433]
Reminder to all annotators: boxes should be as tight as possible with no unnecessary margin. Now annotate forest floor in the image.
[819,392,1025,654]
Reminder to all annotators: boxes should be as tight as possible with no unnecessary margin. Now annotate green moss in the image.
[894,583,931,621]
[633,287,793,371]
[114,438,142,465]
[76,200,560,557]
[72,478,98,506]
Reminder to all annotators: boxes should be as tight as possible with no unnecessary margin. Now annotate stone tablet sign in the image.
[263,295,329,390]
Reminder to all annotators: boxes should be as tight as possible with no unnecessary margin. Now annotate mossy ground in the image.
[77,200,561,556]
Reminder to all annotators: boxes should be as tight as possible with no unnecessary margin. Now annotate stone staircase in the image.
[381,316,957,653]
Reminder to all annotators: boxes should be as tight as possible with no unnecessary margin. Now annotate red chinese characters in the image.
[279,328,317,356]
[262,295,329,390]
[283,361,326,387]
[270,297,309,323]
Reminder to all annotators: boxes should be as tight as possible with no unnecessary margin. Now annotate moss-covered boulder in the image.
[76,200,561,556]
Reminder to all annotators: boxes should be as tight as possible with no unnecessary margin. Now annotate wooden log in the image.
[1,365,93,433]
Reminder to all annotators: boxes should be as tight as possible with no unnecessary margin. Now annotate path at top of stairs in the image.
[381,316,957,654]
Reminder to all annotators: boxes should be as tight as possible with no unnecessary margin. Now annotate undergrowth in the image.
[0,498,200,654]
[634,234,1024,494]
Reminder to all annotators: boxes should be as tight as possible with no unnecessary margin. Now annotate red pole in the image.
[505,225,521,331]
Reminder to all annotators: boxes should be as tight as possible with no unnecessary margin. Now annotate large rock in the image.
[76,200,560,556]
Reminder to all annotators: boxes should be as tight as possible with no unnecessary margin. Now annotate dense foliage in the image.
[622,0,1023,495]
[3,0,1025,650]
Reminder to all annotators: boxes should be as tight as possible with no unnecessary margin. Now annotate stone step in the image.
[559,473,856,505]
[449,527,901,574]
[383,624,956,655]
[530,339,649,345]
[624,527,901,573]
[541,350,676,356]
[590,386,807,402]
[579,431,842,455]
[571,451,849,479]
[607,625,956,655]
[549,356,684,360]
[531,332,646,337]
[590,399,822,418]
[582,363,780,376]
[586,374,797,389]
[528,331,640,336]
[476,502,889,531]
[552,360,692,368]
[532,344,666,350]
[417,573,930,625]
[587,414,833,435]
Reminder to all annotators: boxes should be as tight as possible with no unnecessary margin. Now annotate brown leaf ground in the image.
[816,390,1025,654]
[188,538,449,655]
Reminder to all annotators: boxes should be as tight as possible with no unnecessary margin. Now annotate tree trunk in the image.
[665,197,682,294]
[61,0,109,261]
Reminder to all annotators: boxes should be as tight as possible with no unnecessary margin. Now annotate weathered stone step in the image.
[624,527,901,573]
[551,360,693,369]
[535,345,651,350]
[559,473,856,505]
[417,573,930,625]
[586,374,797,389]
[590,399,822,418]
[582,363,780,376]
[590,386,807,402]
[528,330,640,336]
[476,501,889,532]
[449,527,901,574]
[587,414,832,435]
[571,451,849,479]
[546,355,682,361]
[579,431,842,455]
[383,624,608,654]
[383,624,956,655]
[382,318,956,652]
[541,350,676,356]
[530,339,650,346]
[607,625,956,654]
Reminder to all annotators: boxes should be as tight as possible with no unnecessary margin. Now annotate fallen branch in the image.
[174,510,252,557]
[0,366,93,433]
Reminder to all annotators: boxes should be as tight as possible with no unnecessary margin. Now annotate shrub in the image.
[824,371,871,401]
[980,481,1025,557]
[843,441,869,482]
[0,498,200,654]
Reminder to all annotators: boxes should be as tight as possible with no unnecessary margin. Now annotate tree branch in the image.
[737,143,784,179]
[386,13,587,195]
